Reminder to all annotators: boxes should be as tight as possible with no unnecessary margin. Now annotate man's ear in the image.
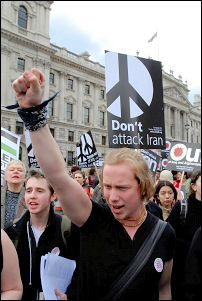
[190,183,196,192]
[50,192,57,205]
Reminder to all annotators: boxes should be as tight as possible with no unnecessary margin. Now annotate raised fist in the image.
[12,68,45,108]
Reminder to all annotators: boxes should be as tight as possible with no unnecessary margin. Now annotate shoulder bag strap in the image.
[103,219,167,300]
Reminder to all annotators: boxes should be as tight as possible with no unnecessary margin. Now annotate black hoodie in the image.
[6,206,72,300]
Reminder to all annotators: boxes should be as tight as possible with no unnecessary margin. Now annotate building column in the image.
[44,61,51,100]
[77,78,84,124]
[174,108,179,139]
[182,111,186,141]
[93,84,99,127]
[58,71,65,122]
[1,46,11,106]
[177,109,181,140]
[164,104,168,138]
[167,105,171,138]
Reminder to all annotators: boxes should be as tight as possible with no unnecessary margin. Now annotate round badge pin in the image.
[154,258,163,272]
[51,247,60,256]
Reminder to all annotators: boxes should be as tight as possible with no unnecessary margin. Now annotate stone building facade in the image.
[1,1,201,170]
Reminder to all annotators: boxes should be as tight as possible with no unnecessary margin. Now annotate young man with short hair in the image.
[1,160,26,229]
[12,68,176,300]
[74,171,91,199]
[5,169,73,300]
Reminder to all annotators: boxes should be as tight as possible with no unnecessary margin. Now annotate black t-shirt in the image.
[67,201,176,300]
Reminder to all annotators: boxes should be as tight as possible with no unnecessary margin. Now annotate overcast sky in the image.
[49,1,201,103]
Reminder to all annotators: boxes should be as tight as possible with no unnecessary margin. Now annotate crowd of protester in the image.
[1,68,201,301]
[1,155,201,300]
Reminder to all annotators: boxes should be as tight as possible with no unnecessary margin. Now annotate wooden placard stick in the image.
[177,170,184,200]
[94,161,101,183]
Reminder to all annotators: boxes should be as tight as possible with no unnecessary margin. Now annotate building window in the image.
[68,79,73,90]
[102,136,106,145]
[100,111,105,127]
[85,84,90,94]
[19,146,22,161]
[49,73,54,84]
[84,108,89,124]
[100,89,105,99]
[18,6,27,29]
[191,134,193,143]
[68,151,74,166]
[17,58,25,71]
[171,124,175,138]
[68,131,74,142]
[16,121,23,135]
[48,100,54,117]
[67,104,73,120]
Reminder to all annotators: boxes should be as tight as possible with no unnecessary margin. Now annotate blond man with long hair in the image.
[12,68,176,300]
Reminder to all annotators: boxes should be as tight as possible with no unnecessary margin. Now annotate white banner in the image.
[1,127,21,186]
[25,130,40,168]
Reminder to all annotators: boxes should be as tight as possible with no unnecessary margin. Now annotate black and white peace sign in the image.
[105,51,154,119]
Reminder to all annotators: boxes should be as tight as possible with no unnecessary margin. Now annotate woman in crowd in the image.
[167,169,201,301]
[153,181,177,221]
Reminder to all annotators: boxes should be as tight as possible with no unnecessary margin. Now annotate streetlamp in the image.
[185,123,190,142]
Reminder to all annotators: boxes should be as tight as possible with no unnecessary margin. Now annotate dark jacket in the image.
[1,185,26,229]
[6,206,71,300]
[167,193,202,300]
[183,227,201,301]
[146,201,163,220]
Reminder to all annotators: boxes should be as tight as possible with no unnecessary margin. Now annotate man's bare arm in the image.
[1,230,23,300]
[30,125,92,226]
[12,68,92,227]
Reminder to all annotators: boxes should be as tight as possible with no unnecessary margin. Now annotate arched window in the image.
[18,6,27,29]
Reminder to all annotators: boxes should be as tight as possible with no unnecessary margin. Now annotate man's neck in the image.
[7,183,23,193]
[30,210,50,230]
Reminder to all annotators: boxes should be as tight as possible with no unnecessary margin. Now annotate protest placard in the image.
[25,130,40,168]
[166,141,201,172]
[76,131,99,168]
[160,139,172,169]
[140,149,161,178]
[1,127,21,186]
[105,50,165,149]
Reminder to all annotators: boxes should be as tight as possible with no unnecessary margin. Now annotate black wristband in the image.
[17,106,48,131]
[4,91,60,132]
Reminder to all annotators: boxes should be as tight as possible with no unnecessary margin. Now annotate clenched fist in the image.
[12,68,45,108]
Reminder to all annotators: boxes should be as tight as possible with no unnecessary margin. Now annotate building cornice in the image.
[51,54,105,80]
[162,70,189,93]
[1,28,56,55]
[47,119,108,133]
[163,86,191,107]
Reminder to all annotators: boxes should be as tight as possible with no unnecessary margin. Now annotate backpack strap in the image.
[180,198,188,224]
[61,215,71,247]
